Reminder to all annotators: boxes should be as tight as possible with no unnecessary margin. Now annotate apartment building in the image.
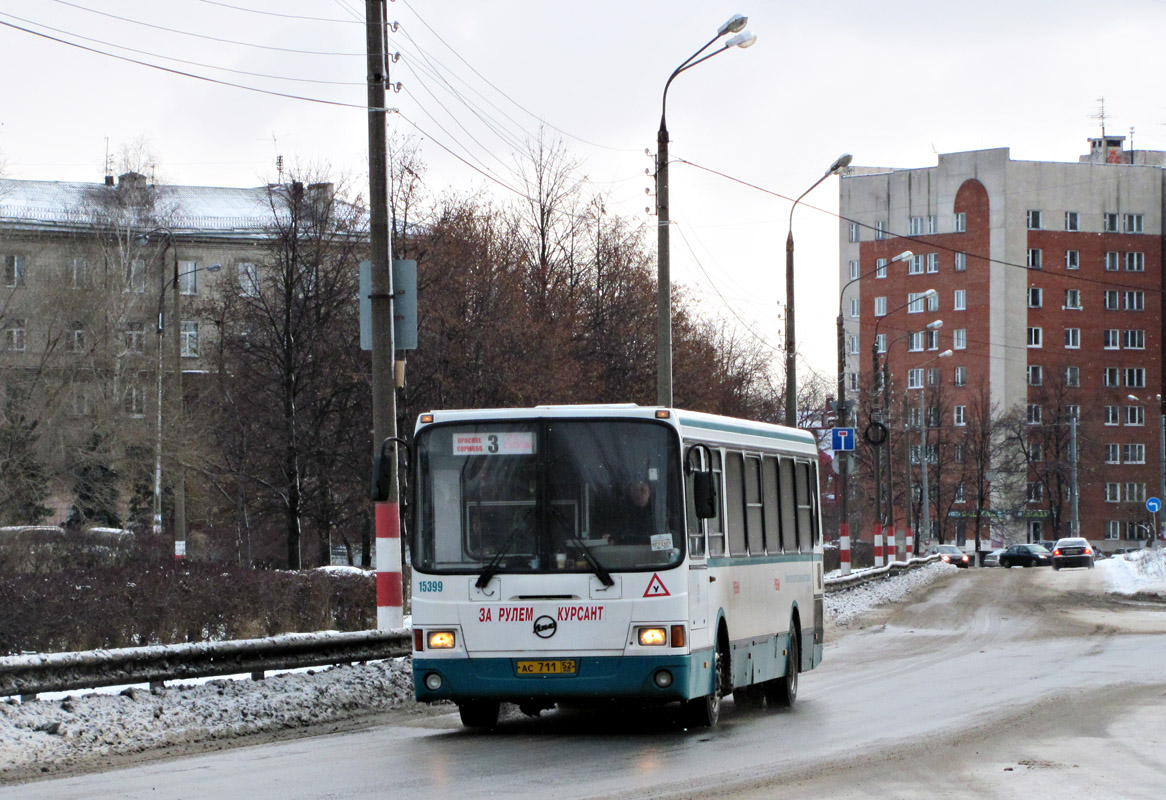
[838,138,1165,553]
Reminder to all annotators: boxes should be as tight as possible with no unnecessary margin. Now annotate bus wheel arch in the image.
[684,618,730,728]
[764,612,799,708]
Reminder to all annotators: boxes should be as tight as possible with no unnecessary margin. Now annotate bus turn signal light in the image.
[670,625,686,648]
[427,630,456,649]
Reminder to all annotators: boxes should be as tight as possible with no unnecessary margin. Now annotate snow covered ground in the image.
[1,554,1160,782]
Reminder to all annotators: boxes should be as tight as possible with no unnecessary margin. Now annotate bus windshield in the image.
[414,418,683,575]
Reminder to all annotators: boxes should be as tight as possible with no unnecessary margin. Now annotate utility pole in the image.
[367,0,402,629]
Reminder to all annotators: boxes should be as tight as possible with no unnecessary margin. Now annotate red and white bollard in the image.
[905,527,914,559]
[840,524,851,576]
[873,524,884,568]
[375,501,404,630]
[886,528,896,563]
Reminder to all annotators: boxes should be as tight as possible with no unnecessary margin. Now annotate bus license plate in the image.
[516,659,577,675]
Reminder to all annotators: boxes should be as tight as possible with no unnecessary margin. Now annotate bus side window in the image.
[685,465,705,559]
[725,451,746,556]
[778,457,797,554]
[762,456,779,554]
[707,450,725,557]
[745,455,764,556]
[810,461,822,547]
[795,460,813,553]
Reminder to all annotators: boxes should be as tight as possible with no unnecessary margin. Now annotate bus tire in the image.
[458,700,501,730]
[764,630,798,708]
[684,639,728,728]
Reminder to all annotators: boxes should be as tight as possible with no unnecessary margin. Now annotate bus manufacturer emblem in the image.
[533,615,557,638]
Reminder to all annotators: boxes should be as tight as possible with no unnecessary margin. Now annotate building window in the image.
[927,368,940,387]
[928,215,938,234]
[954,289,966,310]
[1104,329,1120,349]
[848,372,859,392]
[1105,291,1119,310]
[1027,404,1042,425]
[238,261,259,296]
[848,335,860,355]
[954,252,967,271]
[908,331,924,352]
[1026,210,1042,229]
[1124,213,1144,233]
[1127,405,1145,426]
[180,321,200,358]
[875,221,887,240]
[849,259,860,280]
[1027,327,1042,348]
[850,298,860,318]
[71,385,90,417]
[926,253,939,273]
[953,328,966,349]
[875,258,887,279]
[1105,483,1121,503]
[178,260,199,295]
[907,292,927,313]
[1106,443,1120,464]
[1105,405,1120,425]
[849,222,860,243]
[1064,328,1080,349]
[927,329,939,350]
[954,443,967,463]
[3,254,25,287]
[1066,366,1080,387]
[1030,441,1044,462]
[953,483,965,504]
[1104,367,1120,387]
[68,322,86,352]
[1064,289,1081,310]
[1123,443,1146,464]
[126,258,146,293]
[909,255,924,275]
[4,319,26,352]
[1125,367,1145,388]
[909,216,924,236]
[954,366,967,386]
[1127,521,1151,540]
[907,368,923,389]
[954,212,966,232]
[1104,213,1119,233]
[954,405,967,426]
[1126,483,1147,503]
[1027,287,1042,308]
[1124,329,1145,349]
[71,257,88,289]
[124,322,145,354]
[124,385,146,418]
[1065,211,1079,231]
[1027,249,1042,269]
[874,297,887,316]
[1028,365,1043,386]
[1105,251,1120,271]
[1125,291,1145,311]
[1125,252,1145,272]
[1064,250,1079,270]
[875,333,887,354]
[1027,482,1043,503]
[1105,520,1120,539]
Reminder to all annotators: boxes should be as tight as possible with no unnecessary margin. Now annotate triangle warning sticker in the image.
[643,573,671,598]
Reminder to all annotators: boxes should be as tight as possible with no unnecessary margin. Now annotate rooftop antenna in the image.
[1089,97,1109,137]
[103,136,113,182]
[1129,126,1135,153]
[276,154,284,183]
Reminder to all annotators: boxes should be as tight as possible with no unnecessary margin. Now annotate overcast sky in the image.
[2,0,1164,381]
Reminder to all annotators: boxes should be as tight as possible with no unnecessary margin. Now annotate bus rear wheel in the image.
[458,700,500,730]
[764,631,798,708]
[684,640,728,728]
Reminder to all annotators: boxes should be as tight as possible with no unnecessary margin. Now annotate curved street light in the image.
[915,348,953,547]
[655,15,755,407]
[785,152,852,425]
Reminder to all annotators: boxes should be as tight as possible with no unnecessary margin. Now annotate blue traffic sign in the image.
[832,427,856,452]
[1147,497,1162,513]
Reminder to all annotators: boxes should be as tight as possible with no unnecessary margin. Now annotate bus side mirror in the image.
[693,471,717,519]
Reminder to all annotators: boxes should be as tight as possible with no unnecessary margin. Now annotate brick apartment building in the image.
[838,137,1164,554]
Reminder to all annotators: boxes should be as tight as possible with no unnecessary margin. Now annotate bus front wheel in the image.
[764,630,799,708]
[684,640,728,728]
[458,700,500,730]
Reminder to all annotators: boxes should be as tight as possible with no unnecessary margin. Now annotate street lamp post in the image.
[834,250,911,574]
[656,15,755,408]
[917,349,953,547]
[786,152,852,426]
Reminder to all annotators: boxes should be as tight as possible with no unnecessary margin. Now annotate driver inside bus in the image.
[606,479,655,545]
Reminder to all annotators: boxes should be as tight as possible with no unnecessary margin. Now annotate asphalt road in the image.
[8,567,1166,799]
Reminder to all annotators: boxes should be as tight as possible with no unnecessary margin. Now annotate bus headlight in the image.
[427,630,456,649]
[638,627,668,646]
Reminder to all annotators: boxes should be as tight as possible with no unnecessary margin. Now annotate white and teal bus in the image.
[406,404,824,729]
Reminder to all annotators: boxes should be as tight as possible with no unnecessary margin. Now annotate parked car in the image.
[1051,537,1095,570]
[982,548,1006,568]
[998,544,1053,568]
[929,544,970,568]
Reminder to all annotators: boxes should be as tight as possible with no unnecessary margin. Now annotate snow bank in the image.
[825,562,956,625]
[1096,548,1166,596]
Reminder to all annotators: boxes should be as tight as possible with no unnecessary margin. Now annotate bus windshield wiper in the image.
[475,520,526,589]
[549,504,614,587]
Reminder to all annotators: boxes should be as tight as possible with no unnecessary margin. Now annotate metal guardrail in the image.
[3,560,941,700]
[1,629,411,700]
[824,554,939,592]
